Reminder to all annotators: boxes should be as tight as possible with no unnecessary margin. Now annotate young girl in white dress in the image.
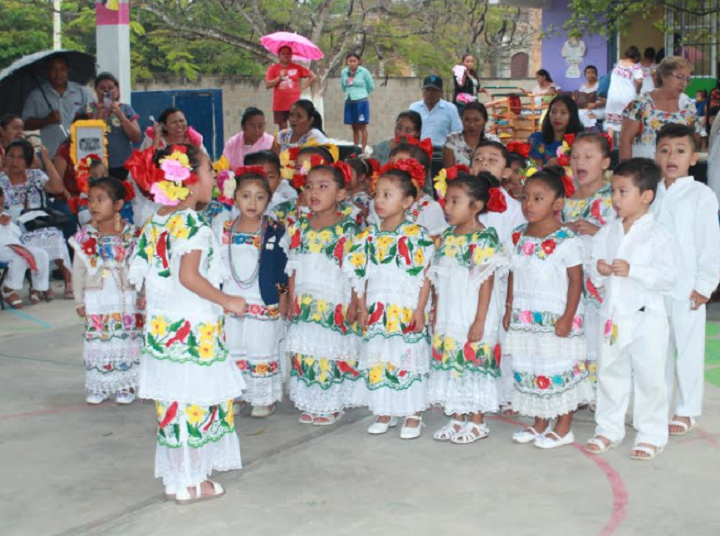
[282,163,360,426]
[215,167,288,418]
[503,167,592,449]
[70,177,143,405]
[128,144,247,505]
[561,133,616,401]
[429,172,509,444]
[345,159,435,439]
[605,47,643,133]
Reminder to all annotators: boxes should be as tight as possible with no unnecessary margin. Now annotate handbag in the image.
[20,183,70,232]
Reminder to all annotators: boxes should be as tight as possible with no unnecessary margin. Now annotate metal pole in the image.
[53,0,62,50]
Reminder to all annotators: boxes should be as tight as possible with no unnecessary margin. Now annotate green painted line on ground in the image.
[706,340,720,364]
[705,366,720,388]
[706,323,720,337]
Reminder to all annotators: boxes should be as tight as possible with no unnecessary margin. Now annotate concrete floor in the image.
[2,285,720,536]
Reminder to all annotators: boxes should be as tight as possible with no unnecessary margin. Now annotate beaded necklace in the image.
[228,216,267,289]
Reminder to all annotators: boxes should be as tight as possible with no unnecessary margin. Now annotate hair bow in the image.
[600,133,614,151]
[122,181,135,202]
[433,164,470,202]
[291,172,306,191]
[487,187,507,213]
[378,158,426,195]
[332,161,353,187]
[561,175,576,198]
[234,165,267,178]
[395,135,433,161]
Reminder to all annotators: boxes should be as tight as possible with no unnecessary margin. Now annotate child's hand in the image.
[611,259,630,277]
[346,305,358,326]
[278,295,289,319]
[224,295,247,316]
[502,308,511,332]
[467,319,484,342]
[554,314,572,338]
[574,219,600,236]
[411,308,425,333]
[597,259,613,276]
[690,290,710,310]
[76,305,86,318]
[0,214,11,226]
[136,296,146,311]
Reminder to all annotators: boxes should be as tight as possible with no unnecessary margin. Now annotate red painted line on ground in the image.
[677,426,720,448]
[490,415,628,536]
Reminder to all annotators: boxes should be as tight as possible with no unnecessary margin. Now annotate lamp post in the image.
[95,0,131,98]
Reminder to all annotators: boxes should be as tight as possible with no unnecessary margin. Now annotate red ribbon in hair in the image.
[561,175,576,198]
[291,173,306,191]
[600,133,614,151]
[445,164,470,180]
[394,136,434,162]
[506,141,531,158]
[124,147,165,195]
[487,187,507,213]
[332,161,353,187]
[563,133,576,147]
[122,181,135,202]
[234,165,267,178]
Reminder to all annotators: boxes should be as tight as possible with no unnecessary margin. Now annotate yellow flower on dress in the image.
[444,336,456,352]
[387,318,400,333]
[317,300,328,314]
[445,234,457,246]
[455,235,467,246]
[473,246,495,265]
[198,342,215,360]
[155,401,165,421]
[386,303,401,318]
[144,243,155,259]
[401,307,413,324]
[185,404,207,426]
[150,316,169,337]
[444,245,459,258]
[377,235,394,249]
[167,214,190,239]
[350,252,366,268]
[302,295,313,306]
[369,364,384,384]
[405,224,421,237]
[308,240,323,254]
[198,323,215,342]
[304,356,315,367]
[335,225,343,236]
[356,229,370,241]
[319,229,333,243]
[225,400,234,427]
[414,248,424,266]
[149,225,160,244]
[433,333,442,348]
[256,363,269,375]
[318,358,331,383]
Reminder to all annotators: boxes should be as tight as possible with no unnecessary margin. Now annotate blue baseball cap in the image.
[422,75,443,90]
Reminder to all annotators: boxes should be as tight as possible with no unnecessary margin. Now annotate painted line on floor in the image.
[489,415,628,536]
[5,308,53,329]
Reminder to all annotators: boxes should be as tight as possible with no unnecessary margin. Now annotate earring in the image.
[473,215,478,230]
[114,213,121,232]
[190,188,199,196]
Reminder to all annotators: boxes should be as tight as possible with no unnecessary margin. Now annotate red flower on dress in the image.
[333,237,346,266]
[463,341,478,364]
[159,402,179,428]
[289,228,301,249]
[590,199,606,225]
[432,345,443,361]
[165,320,191,348]
[334,304,347,334]
[586,277,603,303]
[368,302,384,325]
[398,236,411,265]
[536,375,550,389]
[82,237,97,257]
[493,343,502,366]
[512,231,522,245]
[337,360,359,377]
[540,239,556,255]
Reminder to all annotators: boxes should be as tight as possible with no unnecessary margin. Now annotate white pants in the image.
[0,245,50,292]
[665,297,706,418]
[595,310,669,447]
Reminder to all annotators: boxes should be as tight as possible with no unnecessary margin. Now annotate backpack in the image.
[597,73,612,99]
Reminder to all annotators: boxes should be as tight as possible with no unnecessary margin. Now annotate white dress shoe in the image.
[512,426,543,444]
[368,416,399,435]
[534,430,575,449]
[400,416,425,440]
[115,391,136,405]
[86,392,108,405]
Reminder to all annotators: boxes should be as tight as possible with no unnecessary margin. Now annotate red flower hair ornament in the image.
[561,175,576,198]
[506,141,531,158]
[487,187,507,213]
[377,158,426,195]
[394,135,433,162]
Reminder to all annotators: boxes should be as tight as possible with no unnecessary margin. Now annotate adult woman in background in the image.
[577,65,606,129]
[620,56,701,160]
[265,46,317,130]
[341,53,375,154]
[272,99,328,154]
[604,46,643,135]
[372,110,423,165]
[442,102,500,167]
[452,54,487,111]
[223,107,274,169]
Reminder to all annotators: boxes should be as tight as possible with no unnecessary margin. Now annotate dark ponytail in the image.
[292,99,324,134]
[526,164,566,199]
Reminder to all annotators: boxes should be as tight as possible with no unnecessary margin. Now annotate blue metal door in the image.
[130,89,224,160]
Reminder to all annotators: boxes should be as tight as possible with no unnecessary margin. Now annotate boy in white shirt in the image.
[586,158,675,459]
[653,123,720,436]
[0,186,51,308]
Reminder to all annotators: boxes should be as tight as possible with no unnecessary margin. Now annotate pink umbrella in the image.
[260,31,324,61]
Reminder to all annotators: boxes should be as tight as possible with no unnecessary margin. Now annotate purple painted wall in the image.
[541,0,610,91]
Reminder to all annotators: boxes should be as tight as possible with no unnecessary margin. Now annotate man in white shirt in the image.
[652,123,720,437]
[409,76,462,147]
[22,56,94,157]
[587,159,675,459]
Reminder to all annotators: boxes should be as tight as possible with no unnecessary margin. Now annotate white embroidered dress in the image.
[428,227,509,415]
[506,225,592,418]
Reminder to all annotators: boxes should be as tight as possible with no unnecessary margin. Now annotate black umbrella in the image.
[0,49,96,117]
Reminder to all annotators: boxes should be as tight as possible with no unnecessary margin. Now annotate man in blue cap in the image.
[409,75,462,147]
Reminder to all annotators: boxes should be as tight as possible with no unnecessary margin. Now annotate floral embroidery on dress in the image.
[431,333,501,376]
[510,308,584,336]
[346,221,434,279]
[146,315,227,365]
[364,361,424,391]
[623,92,700,148]
[155,400,235,449]
[73,222,135,271]
[562,183,613,226]
[604,319,619,346]
[85,312,144,341]
[235,359,281,378]
[0,169,49,211]
[221,221,263,247]
[511,224,576,261]
[363,301,427,343]
[513,362,588,395]
[435,227,501,269]
[290,294,356,335]
[291,354,361,389]
[286,215,357,268]
[408,194,433,221]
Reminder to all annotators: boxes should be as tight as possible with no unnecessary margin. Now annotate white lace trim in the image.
[506,331,586,361]
[288,377,362,414]
[155,432,242,488]
[512,377,594,419]
[348,377,430,417]
[84,338,142,395]
[428,369,501,415]
[360,339,431,373]
[239,372,283,406]
[285,323,360,360]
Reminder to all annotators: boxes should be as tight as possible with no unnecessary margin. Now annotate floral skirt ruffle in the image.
[85,337,142,395]
[348,365,430,417]
[289,353,362,414]
[154,399,241,488]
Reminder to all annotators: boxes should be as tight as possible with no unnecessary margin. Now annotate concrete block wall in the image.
[134,76,535,147]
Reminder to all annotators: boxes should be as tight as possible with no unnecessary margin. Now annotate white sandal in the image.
[433,419,465,442]
[298,413,316,424]
[630,444,664,460]
[585,436,619,455]
[1,287,23,309]
[450,421,490,444]
[175,480,226,505]
[312,412,343,426]
[669,417,698,436]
